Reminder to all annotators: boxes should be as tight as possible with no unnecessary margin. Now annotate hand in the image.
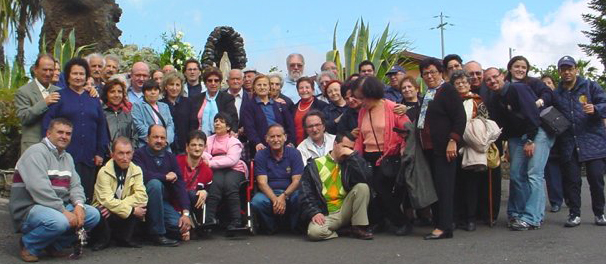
[272,195,286,215]
[312,213,326,226]
[535,99,544,108]
[524,142,535,157]
[351,128,360,138]
[44,92,61,105]
[582,102,595,115]
[275,98,286,105]
[256,143,266,151]
[334,113,343,124]
[446,140,457,162]
[73,205,85,229]
[194,190,207,209]
[165,172,177,183]
[181,231,190,241]
[63,210,78,228]
[230,131,238,138]
[132,205,146,219]
[394,104,407,116]
[94,155,103,166]
[85,85,99,97]
[202,157,209,166]
[178,214,192,234]
[338,147,354,161]
[98,206,110,219]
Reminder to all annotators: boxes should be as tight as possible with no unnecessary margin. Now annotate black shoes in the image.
[91,242,109,251]
[550,204,561,213]
[423,230,453,240]
[351,226,374,240]
[150,235,179,247]
[394,223,413,236]
[116,240,142,248]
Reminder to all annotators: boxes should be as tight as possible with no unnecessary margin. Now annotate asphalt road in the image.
[1,179,605,264]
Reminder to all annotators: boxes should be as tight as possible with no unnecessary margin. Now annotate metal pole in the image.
[440,13,445,59]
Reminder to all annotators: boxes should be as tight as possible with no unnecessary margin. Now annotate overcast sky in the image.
[4,0,602,75]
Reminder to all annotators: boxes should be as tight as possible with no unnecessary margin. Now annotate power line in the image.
[431,12,454,59]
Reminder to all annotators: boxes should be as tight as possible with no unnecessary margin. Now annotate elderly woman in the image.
[242,75,296,151]
[316,70,337,103]
[335,79,362,134]
[202,113,248,230]
[268,72,295,110]
[417,58,466,240]
[190,68,238,136]
[323,80,347,134]
[293,76,328,144]
[160,72,192,154]
[400,76,422,122]
[101,79,135,149]
[131,80,175,148]
[352,76,412,236]
[43,57,109,202]
[450,70,489,232]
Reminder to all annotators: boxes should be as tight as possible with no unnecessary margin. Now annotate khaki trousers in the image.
[307,183,370,240]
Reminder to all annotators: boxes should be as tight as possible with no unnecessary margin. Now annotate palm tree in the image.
[14,0,41,67]
[1,0,18,69]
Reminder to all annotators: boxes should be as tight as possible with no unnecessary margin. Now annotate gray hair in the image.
[104,54,120,66]
[449,70,472,86]
[316,70,337,84]
[286,53,305,66]
[464,60,482,70]
[267,72,284,87]
[86,53,105,67]
[228,69,244,79]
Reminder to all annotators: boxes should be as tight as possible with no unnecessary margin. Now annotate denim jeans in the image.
[146,179,181,237]
[21,204,100,256]
[507,128,554,226]
[251,189,300,232]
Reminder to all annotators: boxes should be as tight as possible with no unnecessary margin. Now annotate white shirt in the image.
[34,78,50,98]
[228,88,244,118]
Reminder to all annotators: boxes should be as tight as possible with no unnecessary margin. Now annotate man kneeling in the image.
[300,132,373,240]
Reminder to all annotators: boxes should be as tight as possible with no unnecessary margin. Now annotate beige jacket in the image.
[92,160,148,219]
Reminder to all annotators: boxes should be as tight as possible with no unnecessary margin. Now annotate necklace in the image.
[298,98,314,112]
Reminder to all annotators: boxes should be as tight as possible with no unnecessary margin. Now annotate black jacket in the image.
[190,90,238,132]
[335,107,359,134]
[161,96,193,154]
[421,83,466,156]
[299,151,371,223]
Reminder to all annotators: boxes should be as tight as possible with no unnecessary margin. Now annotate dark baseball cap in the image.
[386,65,406,75]
[557,56,576,68]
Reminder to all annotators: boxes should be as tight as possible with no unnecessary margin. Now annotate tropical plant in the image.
[106,44,160,73]
[0,0,18,69]
[0,57,28,88]
[0,59,28,169]
[159,30,197,71]
[14,0,42,67]
[39,28,95,68]
[326,19,411,83]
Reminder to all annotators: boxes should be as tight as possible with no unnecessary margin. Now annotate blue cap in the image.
[386,65,406,75]
[558,56,576,68]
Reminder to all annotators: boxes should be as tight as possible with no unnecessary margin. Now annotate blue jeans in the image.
[21,204,100,256]
[146,179,181,237]
[251,189,300,232]
[507,128,554,226]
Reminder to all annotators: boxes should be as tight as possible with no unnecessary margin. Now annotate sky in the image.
[4,0,602,75]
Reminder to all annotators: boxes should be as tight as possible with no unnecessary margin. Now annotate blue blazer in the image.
[242,97,296,147]
[131,100,175,148]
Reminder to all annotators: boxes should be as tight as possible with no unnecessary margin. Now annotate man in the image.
[86,53,105,90]
[183,59,204,97]
[243,68,257,94]
[251,124,304,233]
[15,54,61,154]
[282,53,321,102]
[297,110,335,165]
[128,61,150,104]
[358,60,375,77]
[102,54,120,82]
[9,118,100,262]
[162,64,176,74]
[553,56,606,227]
[384,65,406,102]
[321,61,339,79]
[484,67,554,231]
[133,125,192,246]
[227,69,250,119]
[91,137,148,250]
[301,132,373,240]
[464,61,489,100]
[443,54,463,80]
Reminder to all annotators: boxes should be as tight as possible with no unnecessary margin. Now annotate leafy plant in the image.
[158,31,197,71]
[106,44,160,73]
[0,60,29,169]
[531,59,606,88]
[39,28,95,68]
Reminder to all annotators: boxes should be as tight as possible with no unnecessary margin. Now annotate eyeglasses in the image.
[206,79,220,83]
[289,63,303,68]
[422,70,439,77]
[468,71,483,76]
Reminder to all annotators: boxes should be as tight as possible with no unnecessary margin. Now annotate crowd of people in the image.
[9,50,606,262]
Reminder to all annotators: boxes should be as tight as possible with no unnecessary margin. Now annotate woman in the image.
[160,72,192,154]
[400,76,422,122]
[202,113,248,230]
[506,55,553,108]
[450,70,489,232]
[190,68,238,136]
[352,76,412,236]
[152,69,164,85]
[43,57,108,202]
[100,79,135,151]
[52,60,61,85]
[335,79,362,134]
[242,75,296,151]
[323,80,347,134]
[316,70,337,103]
[292,76,328,144]
[417,57,466,239]
[268,72,295,110]
[131,80,175,148]
[541,75,556,90]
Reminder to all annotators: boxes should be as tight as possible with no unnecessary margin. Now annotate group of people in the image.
[9,49,606,262]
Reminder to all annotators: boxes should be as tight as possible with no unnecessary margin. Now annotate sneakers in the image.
[510,219,540,231]
[595,215,606,226]
[564,215,581,227]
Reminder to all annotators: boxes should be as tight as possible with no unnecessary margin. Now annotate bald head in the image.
[464,61,483,88]
[131,62,150,91]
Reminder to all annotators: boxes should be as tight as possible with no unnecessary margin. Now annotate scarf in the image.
[106,100,133,113]
[201,91,219,135]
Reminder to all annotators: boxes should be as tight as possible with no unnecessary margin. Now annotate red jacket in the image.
[176,154,213,191]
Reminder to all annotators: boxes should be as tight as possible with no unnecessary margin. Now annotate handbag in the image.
[368,111,400,179]
[539,106,570,135]
[486,143,500,169]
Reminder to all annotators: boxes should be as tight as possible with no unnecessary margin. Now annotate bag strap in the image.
[368,111,382,153]
[145,100,167,128]
[187,163,203,187]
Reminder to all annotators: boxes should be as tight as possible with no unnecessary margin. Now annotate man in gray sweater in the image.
[9,118,100,262]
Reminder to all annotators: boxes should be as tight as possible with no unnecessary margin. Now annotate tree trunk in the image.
[15,3,28,68]
[0,45,5,70]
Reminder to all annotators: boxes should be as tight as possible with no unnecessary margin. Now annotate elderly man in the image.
[133,125,192,246]
[464,61,489,100]
[91,137,148,251]
[553,56,606,227]
[102,54,120,82]
[227,69,250,119]
[251,124,304,234]
[183,59,204,97]
[242,68,257,94]
[321,61,339,79]
[10,118,100,262]
[282,53,321,102]
[384,65,406,102]
[86,53,105,91]
[297,110,335,166]
[15,54,61,154]
[128,62,150,104]
[358,60,375,77]
[162,64,176,74]
[301,132,373,240]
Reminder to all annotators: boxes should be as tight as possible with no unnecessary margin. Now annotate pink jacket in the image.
[203,134,249,178]
[354,99,411,165]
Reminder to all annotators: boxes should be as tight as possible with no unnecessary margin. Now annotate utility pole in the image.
[509,47,515,59]
[431,12,454,59]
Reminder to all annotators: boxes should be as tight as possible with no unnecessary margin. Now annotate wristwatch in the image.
[525,139,534,144]
[182,211,190,217]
